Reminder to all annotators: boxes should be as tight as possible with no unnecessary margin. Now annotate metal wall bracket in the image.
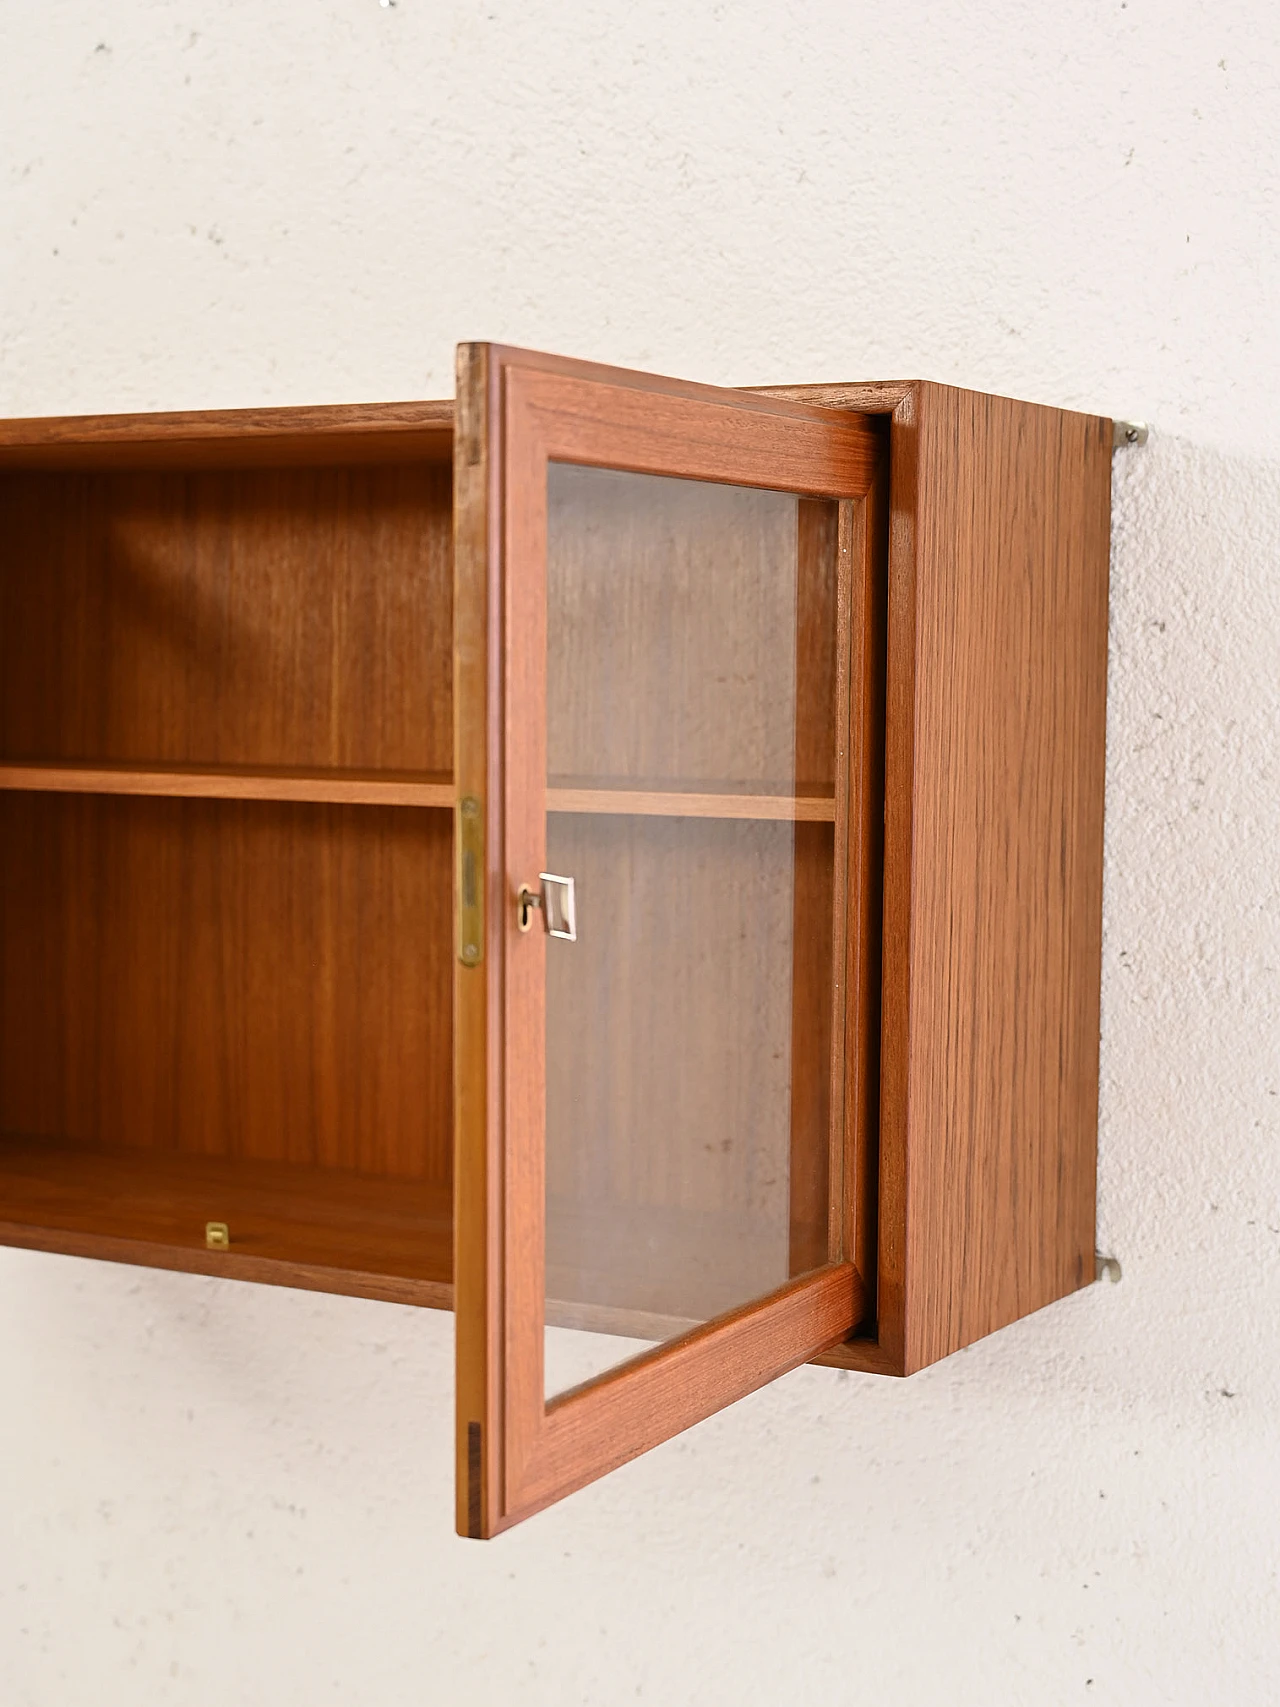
[1112,420,1149,449]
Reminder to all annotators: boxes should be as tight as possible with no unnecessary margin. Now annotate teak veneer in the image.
[0,350,1112,1536]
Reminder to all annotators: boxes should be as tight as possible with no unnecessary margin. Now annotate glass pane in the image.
[543,464,840,1400]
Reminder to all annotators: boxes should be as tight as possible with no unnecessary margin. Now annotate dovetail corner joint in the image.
[1112,420,1149,449]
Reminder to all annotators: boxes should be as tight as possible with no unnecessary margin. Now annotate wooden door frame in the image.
[456,344,882,1536]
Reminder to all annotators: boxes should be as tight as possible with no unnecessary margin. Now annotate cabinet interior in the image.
[0,433,458,1304]
[0,418,851,1324]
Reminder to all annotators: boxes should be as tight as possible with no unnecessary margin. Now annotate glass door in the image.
[454,345,883,1536]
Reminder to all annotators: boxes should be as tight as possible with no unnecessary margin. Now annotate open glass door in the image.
[454,345,882,1536]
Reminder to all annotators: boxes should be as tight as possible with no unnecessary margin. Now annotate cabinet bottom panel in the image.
[0,1134,453,1307]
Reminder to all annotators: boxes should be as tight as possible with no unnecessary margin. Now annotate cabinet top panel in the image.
[0,380,1111,473]
[0,399,455,471]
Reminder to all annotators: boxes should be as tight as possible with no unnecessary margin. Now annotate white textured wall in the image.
[3,4,1279,1702]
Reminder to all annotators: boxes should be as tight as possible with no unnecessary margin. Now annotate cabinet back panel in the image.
[0,462,452,772]
[0,794,452,1182]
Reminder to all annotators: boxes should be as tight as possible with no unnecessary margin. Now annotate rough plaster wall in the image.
[2,3,1278,1702]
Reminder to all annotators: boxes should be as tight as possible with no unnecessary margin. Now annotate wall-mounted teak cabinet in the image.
[0,347,1112,1536]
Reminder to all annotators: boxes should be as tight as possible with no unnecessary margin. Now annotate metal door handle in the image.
[517,873,576,940]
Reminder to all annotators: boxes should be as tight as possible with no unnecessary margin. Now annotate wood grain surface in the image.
[452,343,504,1538]
[0,401,463,1329]
[840,450,890,1314]
[0,406,462,1322]
[895,384,1109,1371]
[0,461,453,773]
[508,1262,861,1528]
[0,400,454,470]
[0,793,453,1181]
[461,343,873,1535]
[0,1135,452,1307]
[765,380,1111,1375]
[546,788,833,820]
[787,497,844,1277]
[0,761,454,808]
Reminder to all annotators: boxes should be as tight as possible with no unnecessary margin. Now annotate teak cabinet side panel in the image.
[768,380,1111,1376]
[899,383,1109,1371]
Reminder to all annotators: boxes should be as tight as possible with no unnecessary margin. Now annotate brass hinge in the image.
[458,795,483,966]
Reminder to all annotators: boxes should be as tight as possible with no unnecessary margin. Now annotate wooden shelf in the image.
[546,784,835,822]
[0,765,834,822]
[0,762,454,810]
[0,1136,453,1309]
